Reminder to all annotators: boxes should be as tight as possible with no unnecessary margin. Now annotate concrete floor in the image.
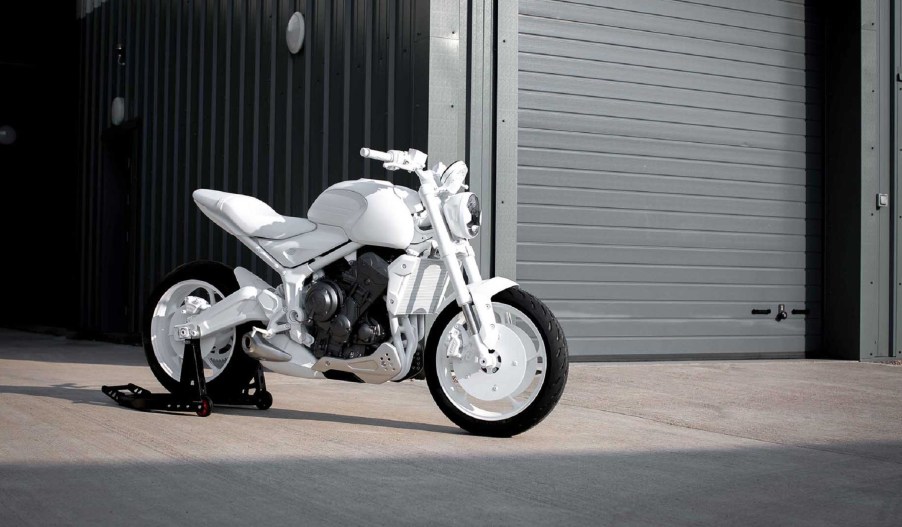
[0,329,900,526]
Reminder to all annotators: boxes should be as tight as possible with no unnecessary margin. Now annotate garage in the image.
[51,0,889,360]
[515,0,822,358]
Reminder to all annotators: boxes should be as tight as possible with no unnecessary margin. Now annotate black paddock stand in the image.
[102,339,273,417]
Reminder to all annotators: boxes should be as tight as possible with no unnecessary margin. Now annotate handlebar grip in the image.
[360,148,393,162]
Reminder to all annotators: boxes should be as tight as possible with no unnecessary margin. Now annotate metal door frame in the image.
[893,0,902,357]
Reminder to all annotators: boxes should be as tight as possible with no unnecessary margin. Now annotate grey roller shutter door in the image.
[516,0,822,359]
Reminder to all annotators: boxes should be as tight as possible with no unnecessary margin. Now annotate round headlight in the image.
[443,192,481,239]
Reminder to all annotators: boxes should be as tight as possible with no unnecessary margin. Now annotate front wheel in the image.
[425,287,568,437]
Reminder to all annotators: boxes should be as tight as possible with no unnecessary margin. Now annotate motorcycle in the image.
[143,147,568,436]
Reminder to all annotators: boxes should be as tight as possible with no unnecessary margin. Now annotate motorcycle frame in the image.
[178,157,513,382]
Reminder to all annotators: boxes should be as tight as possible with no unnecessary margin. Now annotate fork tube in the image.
[418,181,473,306]
[461,248,482,285]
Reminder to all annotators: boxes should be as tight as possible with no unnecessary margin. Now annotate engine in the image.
[303,252,391,360]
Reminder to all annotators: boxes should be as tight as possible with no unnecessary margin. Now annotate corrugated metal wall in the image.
[516,0,823,359]
[77,0,429,334]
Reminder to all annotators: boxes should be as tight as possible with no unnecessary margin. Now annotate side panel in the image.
[257,225,349,268]
[387,256,452,315]
[308,189,367,227]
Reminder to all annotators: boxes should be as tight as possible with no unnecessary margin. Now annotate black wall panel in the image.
[77,0,429,335]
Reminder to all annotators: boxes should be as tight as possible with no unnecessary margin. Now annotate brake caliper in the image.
[183,295,211,315]
[446,328,463,360]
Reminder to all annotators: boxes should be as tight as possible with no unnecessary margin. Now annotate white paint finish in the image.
[255,333,320,379]
[386,256,452,315]
[149,279,236,382]
[233,266,271,290]
[437,276,519,314]
[306,188,366,227]
[190,286,269,337]
[307,179,415,249]
[345,187,415,249]
[142,144,557,432]
[311,342,403,384]
[194,149,503,374]
[193,189,316,240]
[257,225,349,268]
[442,192,480,239]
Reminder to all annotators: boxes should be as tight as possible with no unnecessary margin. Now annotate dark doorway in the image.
[98,120,141,336]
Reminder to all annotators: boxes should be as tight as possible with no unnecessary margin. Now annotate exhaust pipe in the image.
[241,333,291,362]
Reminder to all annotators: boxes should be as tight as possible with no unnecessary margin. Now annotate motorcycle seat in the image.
[192,189,316,240]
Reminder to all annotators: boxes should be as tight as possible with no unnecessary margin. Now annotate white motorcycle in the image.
[143,147,568,436]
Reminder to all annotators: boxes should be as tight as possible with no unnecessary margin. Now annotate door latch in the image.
[877,193,889,208]
[775,304,788,322]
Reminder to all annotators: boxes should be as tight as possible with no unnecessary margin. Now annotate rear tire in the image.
[143,260,259,398]
[425,287,568,437]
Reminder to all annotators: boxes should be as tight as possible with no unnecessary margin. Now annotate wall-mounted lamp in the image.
[286,12,305,54]
[0,125,16,145]
[111,97,125,126]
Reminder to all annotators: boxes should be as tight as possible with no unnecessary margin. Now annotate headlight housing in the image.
[442,192,481,239]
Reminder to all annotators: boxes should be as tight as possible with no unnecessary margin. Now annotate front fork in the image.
[418,177,498,368]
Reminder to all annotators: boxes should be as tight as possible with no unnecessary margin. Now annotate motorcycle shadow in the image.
[1,382,119,405]
[216,405,464,435]
[0,383,463,434]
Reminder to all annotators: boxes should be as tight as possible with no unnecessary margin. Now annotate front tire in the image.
[425,287,568,437]
[143,260,259,398]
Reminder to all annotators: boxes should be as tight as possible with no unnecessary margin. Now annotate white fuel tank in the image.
[308,179,416,249]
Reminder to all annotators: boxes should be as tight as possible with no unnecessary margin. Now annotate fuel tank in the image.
[307,179,417,249]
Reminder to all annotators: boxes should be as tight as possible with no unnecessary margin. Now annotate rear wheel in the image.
[143,260,258,397]
[425,287,568,437]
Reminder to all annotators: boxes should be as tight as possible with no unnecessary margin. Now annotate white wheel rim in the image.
[436,303,547,421]
[149,279,235,382]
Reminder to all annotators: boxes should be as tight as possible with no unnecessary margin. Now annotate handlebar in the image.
[359,147,428,176]
[360,148,393,162]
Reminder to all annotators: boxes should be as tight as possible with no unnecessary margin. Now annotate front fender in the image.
[437,277,518,314]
